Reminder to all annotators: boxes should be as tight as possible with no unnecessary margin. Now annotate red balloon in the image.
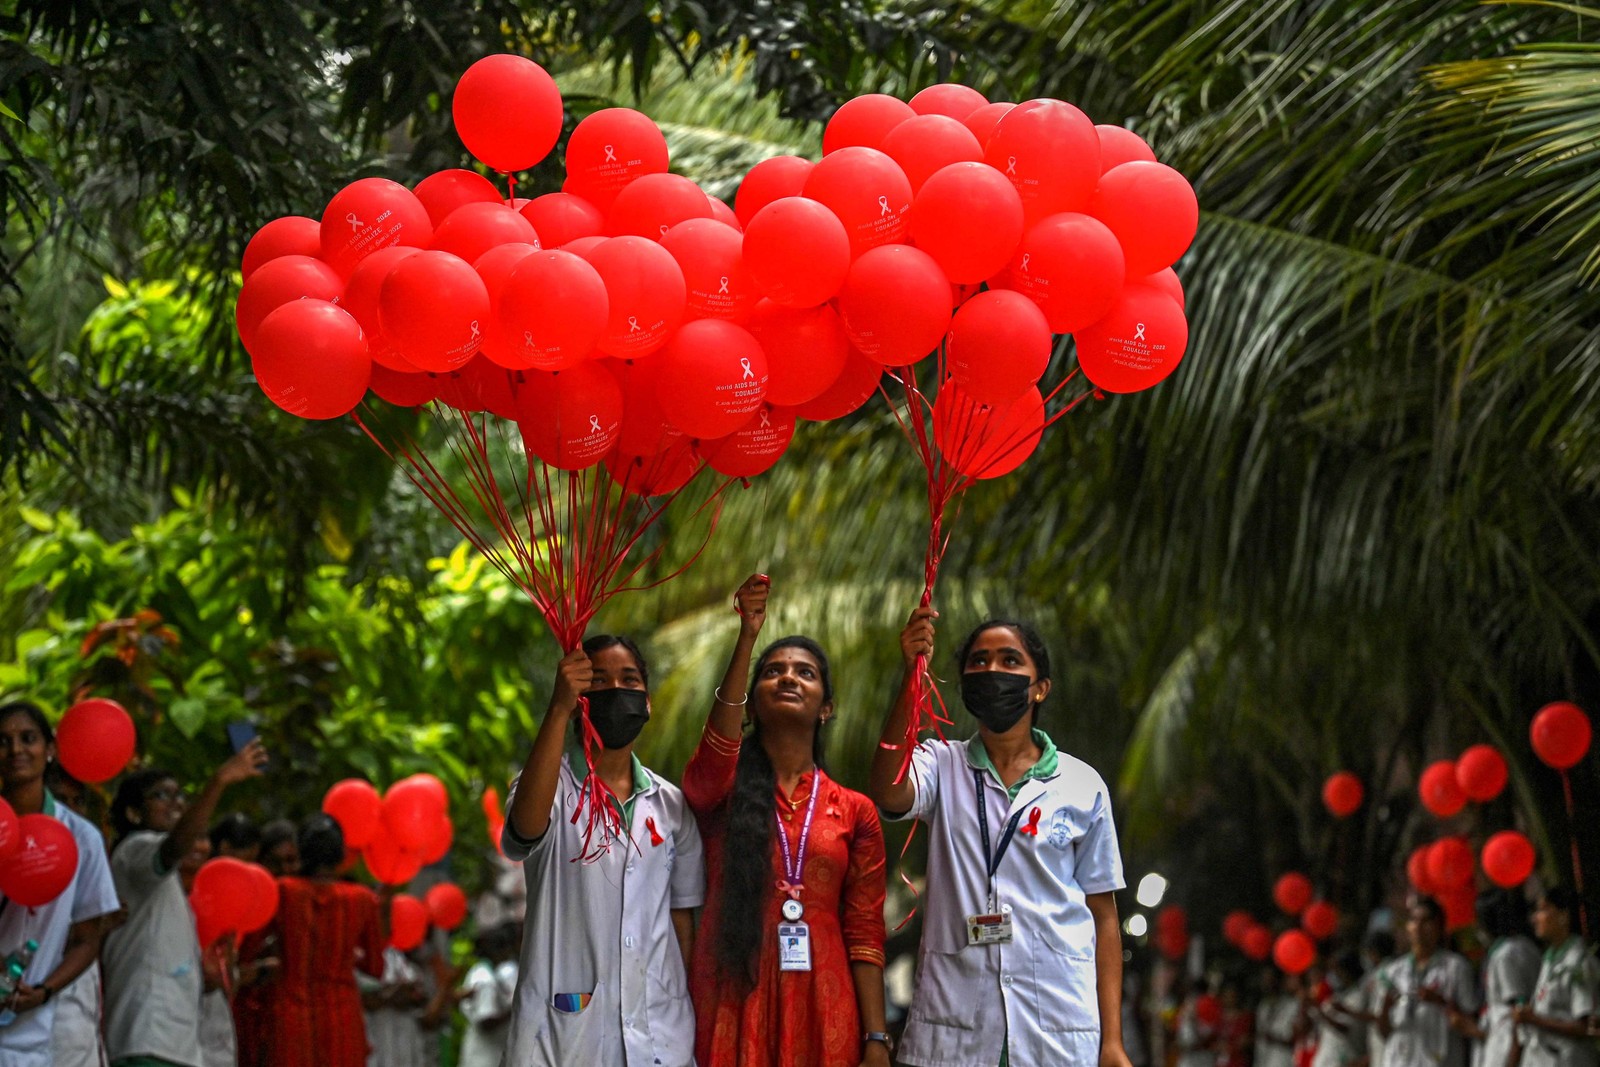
[402,773,448,814]
[585,237,687,358]
[1426,836,1476,890]
[881,115,983,193]
[742,197,851,308]
[823,94,916,155]
[0,814,78,907]
[452,55,564,173]
[383,777,447,852]
[55,698,136,784]
[412,169,503,228]
[497,250,609,370]
[1273,930,1316,975]
[835,244,953,367]
[704,405,796,477]
[1322,772,1364,819]
[564,109,670,212]
[378,251,490,372]
[1482,831,1536,888]
[933,382,1045,480]
[430,202,539,265]
[802,147,913,258]
[242,216,322,279]
[1419,760,1468,818]
[520,192,604,249]
[746,301,849,407]
[1273,872,1314,916]
[1407,845,1438,895]
[320,177,433,278]
[910,83,989,122]
[0,797,17,863]
[1442,885,1477,931]
[323,779,383,849]
[910,162,1026,284]
[425,882,470,930]
[1531,701,1591,770]
[1456,745,1509,802]
[607,173,713,240]
[1096,125,1158,172]
[252,300,371,420]
[1301,900,1339,940]
[1240,924,1273,961]
[655,319,769,439]
[192,857,256,933]
[389,893,430,950]
[734,156,815,226]
[419,813,453,865]
[237,862,280,935]
[341,246,423,372]
[434,359,516,419]
[605,439,702,496]
[1140,268,1186,311]
[364,827,424,887]
[1010,213,1126,333]
[234,254,344,355]
[368,365,438,408]
[1073,282,1189,394]
[947,290,1052,408]
[1222,910,1254,946]
[607,357,684,455]
[791,349,883,422]
[1157,904,1188,934]
[985,99,1102,225]
[962,102,1015,149]
[1157,928,1190,962]
[473,241,543,369]
[1089,161,1200,276]
[516,363,624,470]
[661,219,756,325]
[707,196,741,231]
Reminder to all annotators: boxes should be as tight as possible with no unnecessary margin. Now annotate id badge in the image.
[967,906,1014,946]
[778,922,812,971]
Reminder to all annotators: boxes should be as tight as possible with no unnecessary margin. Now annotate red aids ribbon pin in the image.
[1020,807,1043,837]
[646,817,664,847]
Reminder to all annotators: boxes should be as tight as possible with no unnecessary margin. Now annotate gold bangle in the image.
[714,686,748,706]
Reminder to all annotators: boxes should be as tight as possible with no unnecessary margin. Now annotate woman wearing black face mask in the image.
[499,634,706,1067]
[868,611,1130,1067]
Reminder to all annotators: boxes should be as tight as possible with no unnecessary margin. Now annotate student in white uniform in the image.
[457,923,519,1067]
[101,742,269,1067]
[870,612,1130,1067]
[1513,886,1599,1067]
[1257,968,1304,1067]
[361,945,427,1067]
[0,701,121,1067]
[1381,897,1480,1067]
[1448,891,1539,1067]
[46,761,112,1067]
[501,633,705,1066]
[1312,952,1371,1067]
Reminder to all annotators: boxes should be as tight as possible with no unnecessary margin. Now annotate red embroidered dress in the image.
[683,724,888,1067]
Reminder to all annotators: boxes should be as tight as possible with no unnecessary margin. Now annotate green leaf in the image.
[167,697,209,739]
[18,507,54,532]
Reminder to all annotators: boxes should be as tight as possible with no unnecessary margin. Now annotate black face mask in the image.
[585,687,650,750]
[959,671,1035,734]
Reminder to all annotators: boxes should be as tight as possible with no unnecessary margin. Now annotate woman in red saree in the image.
[683,574,890,1067]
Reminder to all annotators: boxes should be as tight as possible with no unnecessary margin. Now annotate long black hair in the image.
[715,636,833,979]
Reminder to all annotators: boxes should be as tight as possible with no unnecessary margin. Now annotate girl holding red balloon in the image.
[682,575,891,1067]
[499,632,706,1067]
[99,740,267,1067]
[0,701,120,1067]
[1512,886,1599,1067]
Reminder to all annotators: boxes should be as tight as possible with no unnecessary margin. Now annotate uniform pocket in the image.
[1034,946,1100,1033]
[909,948,987,1029]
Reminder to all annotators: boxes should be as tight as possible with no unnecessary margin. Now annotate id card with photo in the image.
[778,921,812,971]
[967,911,1014,946]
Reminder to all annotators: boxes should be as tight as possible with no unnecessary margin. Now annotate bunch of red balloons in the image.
[238,56,1198,488]
[1221,910,1274,962]
[322,774,453,886]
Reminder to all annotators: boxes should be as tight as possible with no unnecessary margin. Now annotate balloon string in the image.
[1563,770,1588,937]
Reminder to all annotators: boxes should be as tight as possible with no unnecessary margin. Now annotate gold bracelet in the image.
[714,686,748,706]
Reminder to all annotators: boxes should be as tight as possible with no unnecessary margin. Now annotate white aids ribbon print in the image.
[759,409,772,429]
[589,415,603,433]
[524,330,534,348]
[1006,156,1018,175]
[470,320,481,342]
[603,144,618,163]
[878,195,892,217]
[718,276,730,295]
[1134,322,1147,342]
[740,358,756,381]
[628,316,641,333]
[346,212,363,232]
[1020,253,1031,273]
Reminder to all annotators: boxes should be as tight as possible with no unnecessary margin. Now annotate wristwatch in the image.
[865,1030,894,1053]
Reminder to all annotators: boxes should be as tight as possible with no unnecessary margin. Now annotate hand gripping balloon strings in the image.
[353,398,734,861]
[877,348,1098,783]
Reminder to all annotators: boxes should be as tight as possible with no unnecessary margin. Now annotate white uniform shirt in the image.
[1522,938,1599,1067]
[101,831,204,1066]
[458,958,517,1067]
[889,733,1126,1067]
[1480,937,1540,1067]
[50,961,105,1067]
[500,754,705,1067]
[1257,994,1301,1067]
[363,946,427,1067]
[0,797,119,1067]
[1367,956,1410,1067]
[1312,984,1370,1067]
[1385,950,1480,1067]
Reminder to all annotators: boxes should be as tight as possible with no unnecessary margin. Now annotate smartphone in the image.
[226,721,261,758]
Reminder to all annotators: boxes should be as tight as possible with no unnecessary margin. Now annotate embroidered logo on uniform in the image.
[1047,807,1074,849]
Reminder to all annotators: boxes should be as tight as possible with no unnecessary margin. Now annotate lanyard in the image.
[974,770,1028,889]
[775,771,821,897]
